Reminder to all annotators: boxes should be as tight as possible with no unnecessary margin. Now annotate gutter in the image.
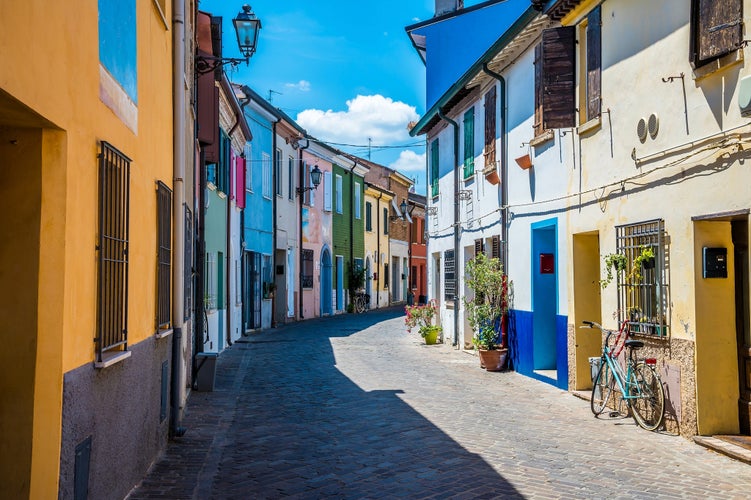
[437,109,461,348]
[271,120,278,327]
[482,63,509,349]
[349,159,358,306]
[376,190,383,308]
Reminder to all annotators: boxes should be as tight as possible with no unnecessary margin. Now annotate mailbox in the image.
[703,247,727,278]
[540,253,555,274]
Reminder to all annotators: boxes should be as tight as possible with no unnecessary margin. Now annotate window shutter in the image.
[463,107,475,178]
[491,235,500,260]
[444,249,455,300]
[324,171,332,211]
[475,238,483,256]
[484,86,496,167]
[534,43,543,136]
[586,7,602,122]
[366,201,372,231]
[694,0,742,65]
[236,156,246,208]
[542,26,576,129]
[303,163,311,205]
[430,139,440,197]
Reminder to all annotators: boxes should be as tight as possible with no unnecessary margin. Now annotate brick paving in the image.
[127,308,751,499]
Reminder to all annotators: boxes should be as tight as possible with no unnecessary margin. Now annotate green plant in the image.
[405,301,440,338]
[463,253,509,350]
[630,246,655,283]
[347,262,366,295]
[600,253,628,288]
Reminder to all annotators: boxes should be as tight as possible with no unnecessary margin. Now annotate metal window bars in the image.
[156,181,172,330]
[96,142,131,361]
[615,219,669,337]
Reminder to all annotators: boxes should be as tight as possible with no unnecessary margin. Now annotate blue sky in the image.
[198,0,443,194]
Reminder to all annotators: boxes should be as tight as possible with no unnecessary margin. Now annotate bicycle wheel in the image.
[591,360,614,416]
[355,296,365,313]
[630,362,665,431]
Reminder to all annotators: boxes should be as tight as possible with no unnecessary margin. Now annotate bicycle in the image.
[353,292,370,313]
[581,320,665,431]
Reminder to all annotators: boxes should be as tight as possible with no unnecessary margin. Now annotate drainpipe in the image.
[298,137,310,319]
[376,191,383,308]
[438,109,460,348]
[482,63,508,348]
[170,0,187,438]
[349,159,357,305]
[271,120,278,327]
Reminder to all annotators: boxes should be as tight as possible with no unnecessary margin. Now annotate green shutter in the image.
[430,139,439,198]
[463,108,474,178]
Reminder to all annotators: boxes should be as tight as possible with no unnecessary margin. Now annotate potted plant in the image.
[464,252,510,371]
[404,300,442,345]
[347,261,367,312]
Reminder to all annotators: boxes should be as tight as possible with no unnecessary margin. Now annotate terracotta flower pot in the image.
[515,154,533,170]
[478,348,508,371]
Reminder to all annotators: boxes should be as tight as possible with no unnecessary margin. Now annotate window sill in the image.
[463,172,475,182]
[577,116,601,136]
[94,350,132,369]
[693,49,744,81]
[155,328,173,339]
[530,130,554,148]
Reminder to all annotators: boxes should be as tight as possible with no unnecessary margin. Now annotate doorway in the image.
[532,220,558,378]
[321,248,333,315]
[732,219,750,434]
[572,232,602,390]
[243,251,261,330]
[335,255,344,311]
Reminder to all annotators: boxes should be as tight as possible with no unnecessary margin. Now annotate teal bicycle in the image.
[582,320,665,431]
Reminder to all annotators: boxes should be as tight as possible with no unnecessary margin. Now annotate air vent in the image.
[648,113,659,138]
[637,117,648,142]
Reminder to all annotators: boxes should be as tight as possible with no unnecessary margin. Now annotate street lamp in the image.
[390,200,410,222]
[196,4,262,76]
[296,164,322,196]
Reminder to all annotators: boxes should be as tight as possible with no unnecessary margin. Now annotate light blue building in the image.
[238,85,277,331]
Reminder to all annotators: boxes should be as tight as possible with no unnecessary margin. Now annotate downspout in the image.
[349,159,357,306]
[170,0,187,438]
[271,121,278,327]
[376,191,383,308]
[298,137,310,319]
[438,108,461,348]
[482,63,509,349]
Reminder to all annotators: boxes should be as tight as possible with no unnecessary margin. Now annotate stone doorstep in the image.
[693,436,751,466]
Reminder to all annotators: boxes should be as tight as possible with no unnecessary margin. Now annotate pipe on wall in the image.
[298,137,310,319]
[437,109,460,348]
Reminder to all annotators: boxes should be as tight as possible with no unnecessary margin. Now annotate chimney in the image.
[435,0,464,16]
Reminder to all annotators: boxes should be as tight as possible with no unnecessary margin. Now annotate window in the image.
[302,249,314,289]
[614,219,669,337]
[354,182,361,219]
[218,131,231,194]
[384,263,389,288]
[96,142,131,362]
[235,260,241,304]
[156,181,172,331]
[691,0,742,68]
[580,6,602,124]
[411,266,417,289]
[205,252,216,311]
[535,26,576,134]
[444,249,456,301]
[184,206,192,321]
[484,86,497,167]
[384,207,389,235]
[463,107,475,178]
[262,152,271,198]
[275,148,283,197]
[365,201,373,231]
[430,139,439,198]
[302,162,311,206]
[335,174,343,213]
[474,238,484,256]
[245,145,253,193]
[491,235,501,260]
[288,156,295,200]
[324,171,332,211]
[217,251,224,310]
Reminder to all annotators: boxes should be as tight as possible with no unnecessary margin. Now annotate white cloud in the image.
[296,94,420,146]
[389,150,426,176]
[285,80,311,92]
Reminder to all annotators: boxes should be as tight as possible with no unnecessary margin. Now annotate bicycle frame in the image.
[599,322,648,403]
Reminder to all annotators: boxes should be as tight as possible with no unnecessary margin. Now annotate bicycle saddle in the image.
[625,339,644,350]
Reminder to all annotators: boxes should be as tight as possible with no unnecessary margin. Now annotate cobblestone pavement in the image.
[128,308,751,499]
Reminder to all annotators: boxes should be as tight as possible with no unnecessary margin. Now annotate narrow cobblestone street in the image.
[128,308,751,499]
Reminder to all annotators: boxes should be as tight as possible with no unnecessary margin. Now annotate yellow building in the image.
[0,1,189,497]
[364,183,394,309]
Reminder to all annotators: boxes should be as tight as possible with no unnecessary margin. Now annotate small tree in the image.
[347,261,366,308]
[464,253,510,350]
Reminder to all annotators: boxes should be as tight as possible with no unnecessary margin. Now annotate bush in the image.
[405,300,440,338]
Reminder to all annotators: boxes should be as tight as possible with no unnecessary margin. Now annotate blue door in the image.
[321,248,333,315]
[532,222,557,371]
[336,255,344,311]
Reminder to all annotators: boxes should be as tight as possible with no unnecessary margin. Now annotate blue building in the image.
[238,85,277,331]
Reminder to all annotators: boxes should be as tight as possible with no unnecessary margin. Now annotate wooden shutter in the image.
[534,44,543,136]
[463,107,475,178]
[484,86,496,167]
[586,7,602,122]
[430,139,440,197]
[491,235,500,260]
[542,26,576,129]
[694,0,742,65]
[444,249,455,300]
[236,156,246,208]
[475,238,484,256]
